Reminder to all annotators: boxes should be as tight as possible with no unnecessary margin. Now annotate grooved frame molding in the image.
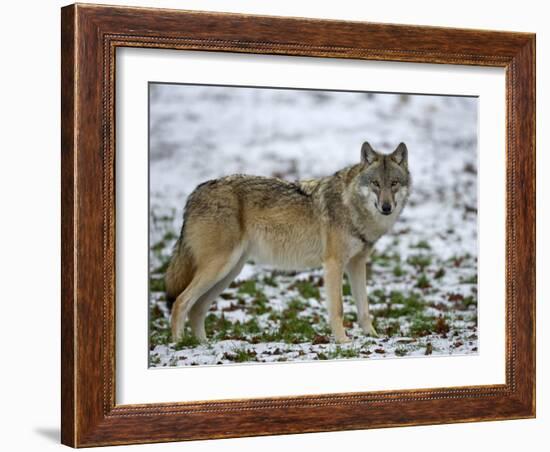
[61,3,536,447]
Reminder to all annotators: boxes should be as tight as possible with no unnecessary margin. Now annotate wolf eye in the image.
[372,181,380,188]
[391,180,400,188]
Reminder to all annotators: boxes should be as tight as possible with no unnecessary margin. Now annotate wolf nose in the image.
[381,203,392,214]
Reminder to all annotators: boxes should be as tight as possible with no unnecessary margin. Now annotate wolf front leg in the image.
[323,257,350,344]
[347,252,378,337]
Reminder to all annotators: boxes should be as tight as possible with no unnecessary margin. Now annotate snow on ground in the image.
[148,84,478,367]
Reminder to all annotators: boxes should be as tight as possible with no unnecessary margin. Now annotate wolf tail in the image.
[164,232,195,313]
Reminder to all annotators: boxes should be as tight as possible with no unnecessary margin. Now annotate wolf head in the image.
[357,142,410,216]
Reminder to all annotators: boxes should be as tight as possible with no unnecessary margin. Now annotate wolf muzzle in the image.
[381,202,392,215]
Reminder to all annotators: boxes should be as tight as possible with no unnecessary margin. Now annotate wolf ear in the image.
[361,142,378,165]
[391,142,408,167]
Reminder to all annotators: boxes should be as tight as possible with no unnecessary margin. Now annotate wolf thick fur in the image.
[166,142,410,343]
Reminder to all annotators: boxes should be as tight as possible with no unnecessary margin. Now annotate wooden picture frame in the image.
[61,3,535,447]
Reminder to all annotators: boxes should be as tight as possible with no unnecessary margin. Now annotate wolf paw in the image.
[195,334,208,344]
[335,333,351,344]
[171,328,182,343]
[361,323,379,338]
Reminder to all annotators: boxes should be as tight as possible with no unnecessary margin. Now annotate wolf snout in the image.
[381,202,392,215]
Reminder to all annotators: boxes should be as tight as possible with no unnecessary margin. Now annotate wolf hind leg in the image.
[188,253,248,342]
[170,250,243,342]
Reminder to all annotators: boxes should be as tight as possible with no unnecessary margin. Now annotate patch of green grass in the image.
[149,305,171,347]
[462,295,477,309]
[257,329,281,343]
[201,295,325,345]
[381,319,402,337]
[460,274,478,284]
[205,313,233,340]
[276,303,318,343]
[149,354,161,366]
[371,289,387,303]
[262,275,277,287]
[251,292,270,315]
[344,311,357,324]
[382,290,426,318]
[150,304,164,321]
[238,280,258,296]
[328,346,360,359]
[153,259,170,275]
[232,318,262,337]
[150,210,176,223]
[407,254,432,271]
[205,313,267,341]
[343,282,352,296]
[394,346,408,356]
[149,319,171,348]
[174,334,201,349]
[235,280,272,315]
[361,339,377,348]
[389,290,406,304]
[149,231,177,258]
[371,251,401,267]
[151,240,166,253]
[267,310,282,322]
[315,321,332,336]
[416,273,431,289]
[163,230,177,241]
[294,280,320,299]
[393,265,405,277]
[411,240,431,250]
[279,316,317,343]
[408,314,436,337]
[149,277,165,292]
[371,316,380,334]
[286,298,307,312]
[232,348,257,363]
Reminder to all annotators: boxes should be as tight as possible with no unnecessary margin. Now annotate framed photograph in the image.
[61,3,535,447]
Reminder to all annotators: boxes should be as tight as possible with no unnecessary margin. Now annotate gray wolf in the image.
[165,142,410,344]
